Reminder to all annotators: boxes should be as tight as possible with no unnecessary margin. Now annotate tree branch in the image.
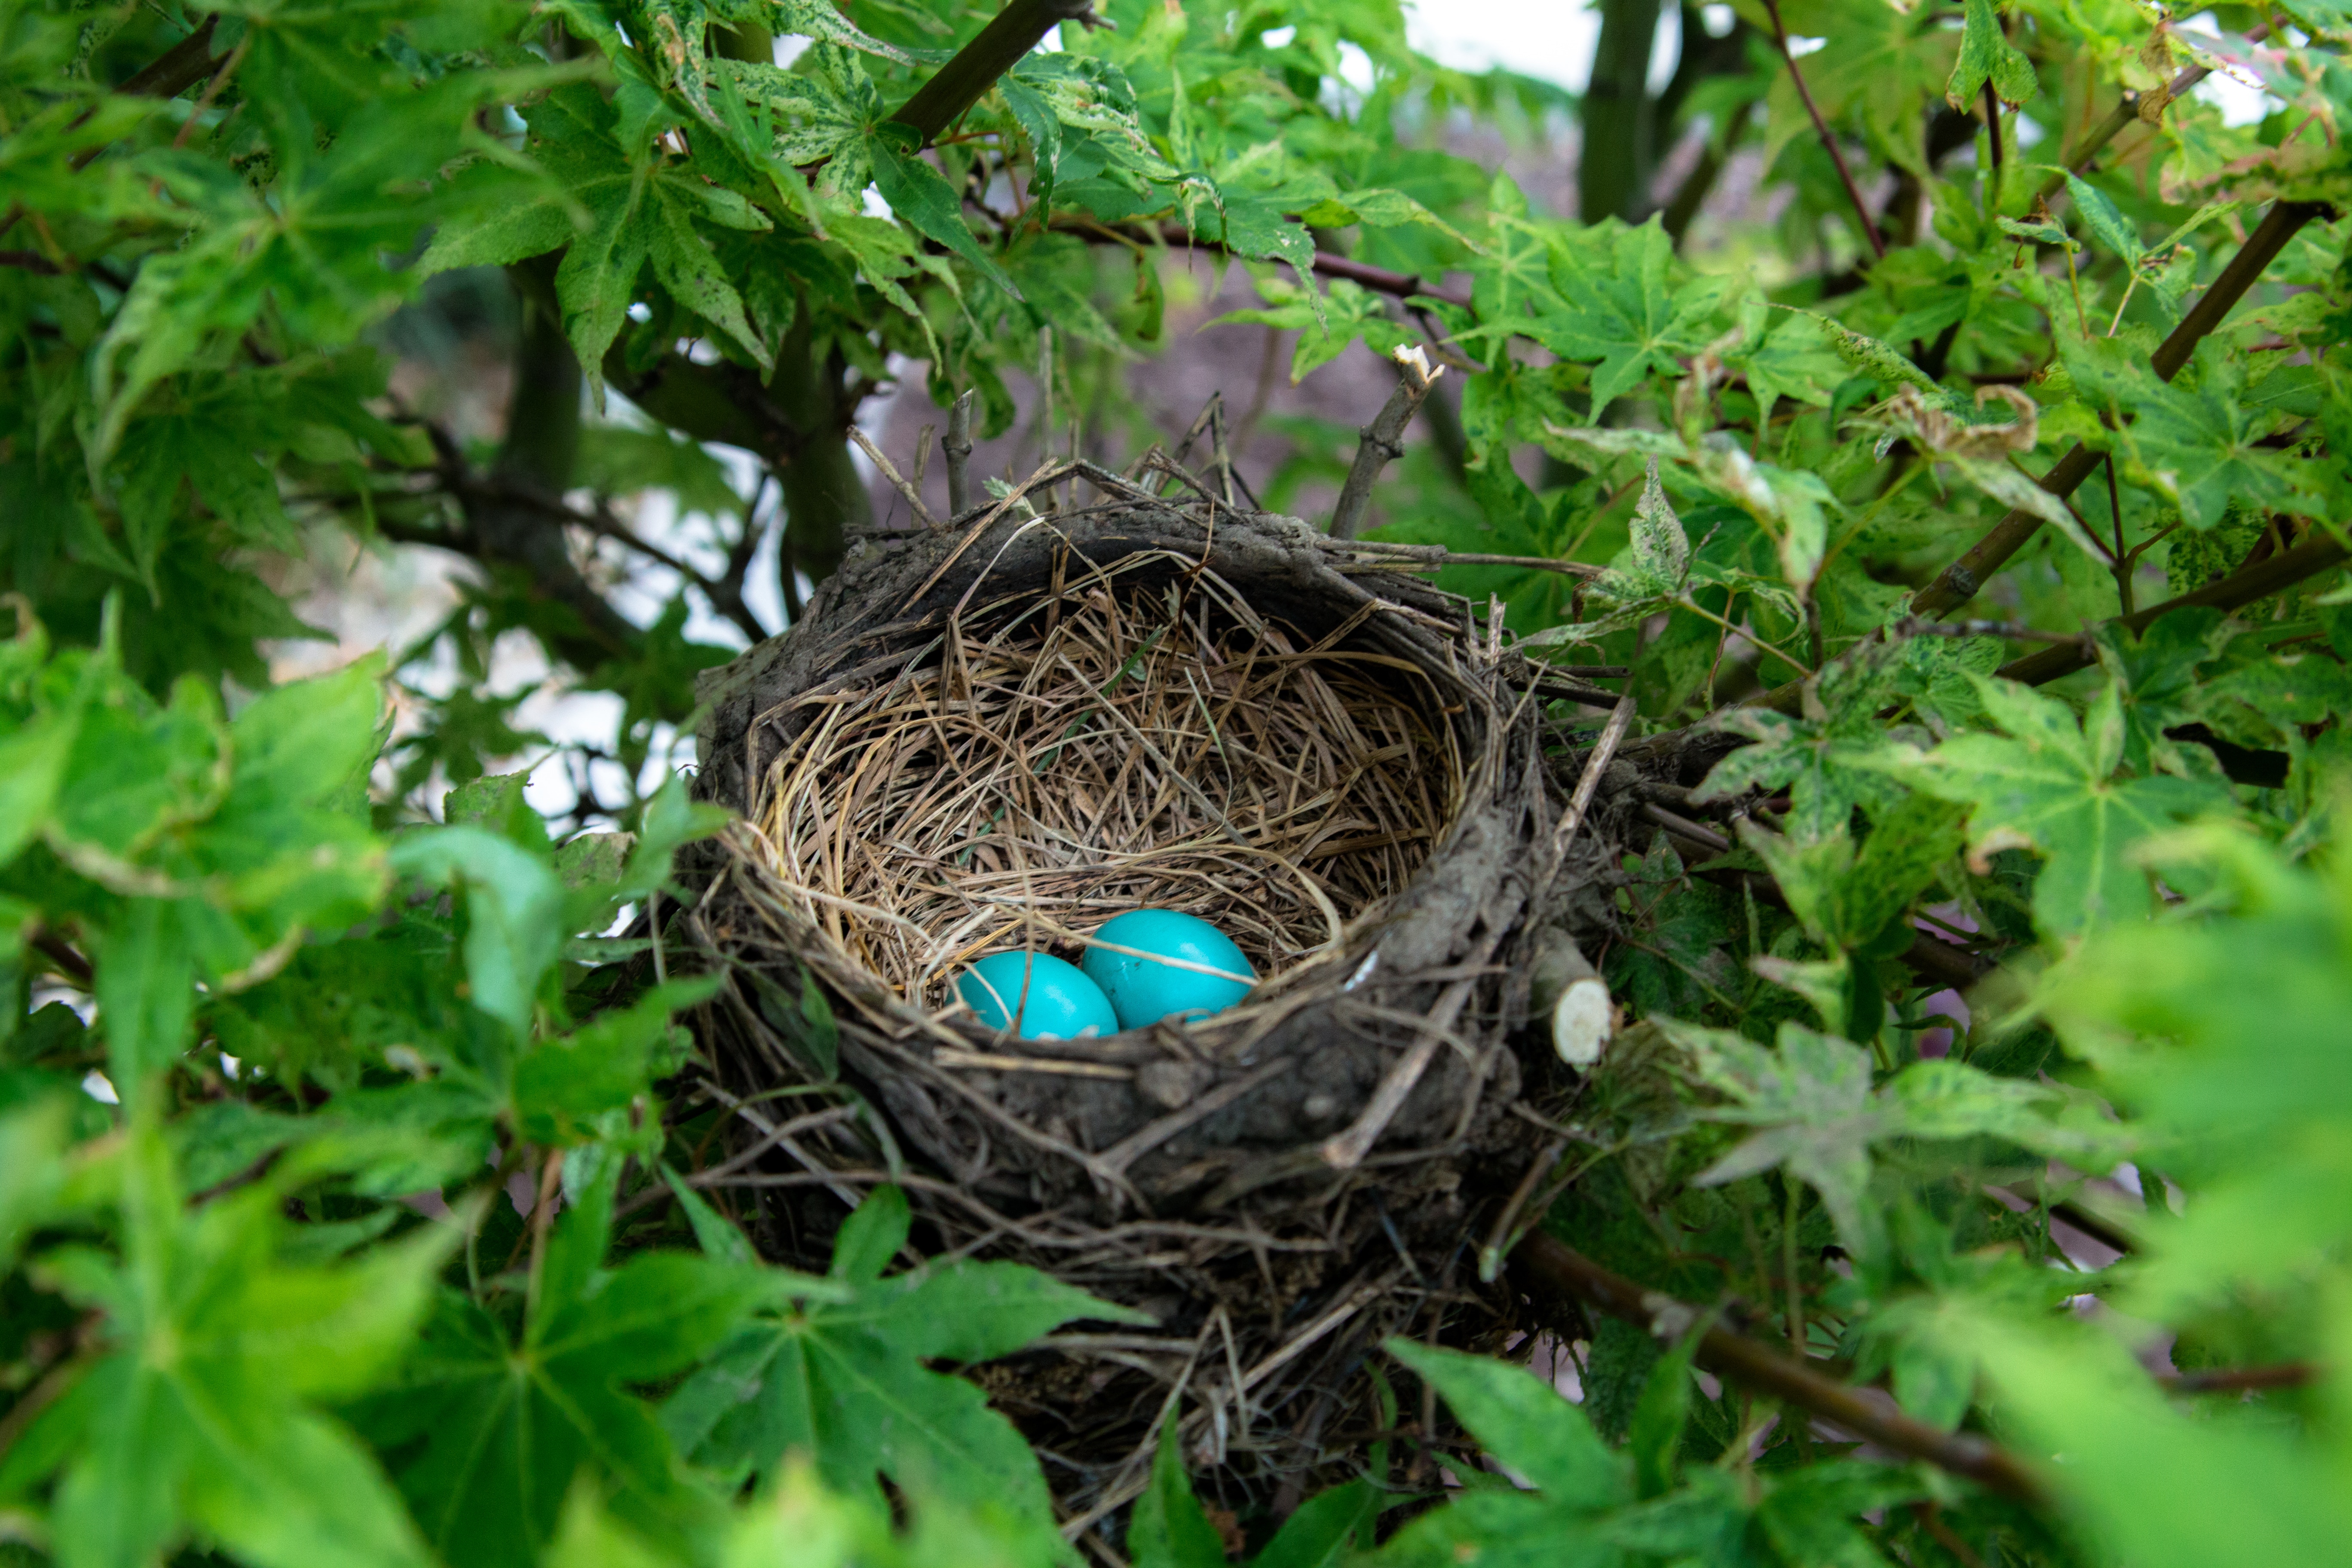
[1910,199,2331,622]
[1761,0,1885,260]
[888,0,1102,148]
[1050,216,1473,310]
[2036,22,2274,205]
[1331,349,1441,539]
[1996,528,2351,686]
[1511,1232,2047,1502]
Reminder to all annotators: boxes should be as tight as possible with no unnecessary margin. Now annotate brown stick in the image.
[1903,199,2329,623]
[944,388,977,518]
[1997,529,2352,686]
[1511,1231,2047,1502]
[2161,1362,2315,1394]
[1330,350,1440,540]
[2035,23,2272,204]
[1054,217,1473,310]
[1762,0,1885,260]
[887,0,1101,148]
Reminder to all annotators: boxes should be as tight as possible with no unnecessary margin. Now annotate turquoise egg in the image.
[1082,910,1257,1029]
[956,951,1118,1040]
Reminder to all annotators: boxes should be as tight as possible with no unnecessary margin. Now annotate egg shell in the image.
[956,950,1119,1040]
[1082,910,1257,1029]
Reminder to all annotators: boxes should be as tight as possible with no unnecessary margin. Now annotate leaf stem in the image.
[1761,0,1886,261]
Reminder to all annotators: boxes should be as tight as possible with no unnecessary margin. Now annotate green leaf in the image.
[1947,0,2038,110]
[389,827,567,1038]
[868,127,1023,302]
[830,1182,910,1282]
[663,1188,1126,1544]
[1628,1313,1708,1499]
[1383,1341,1629,1509]
[358,1168,769,1568]
[1250,1481,1378,1568]
[511,979,717,1144]
[1890,677,2226,936]
[1532,221,1729,416]
[1128,1419,1225,1568]
[18,1122,450,1568]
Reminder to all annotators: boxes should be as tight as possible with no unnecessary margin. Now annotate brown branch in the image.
[888,0,1103,148]
[2160,1362,2315,1394]
[1997,528,2351,686]
[1905,199,2329,623]
[944,388,977,518]
[1330,350,1440,539]
[1761,0,1885,260]
[113,15,224,101]
[1051,216,1473,310]
[32,931,94,985]
[1511,1231,2047,1502]
[2036,22,2273,204]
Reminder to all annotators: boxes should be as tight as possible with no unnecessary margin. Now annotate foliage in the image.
[3,0,2352,1565]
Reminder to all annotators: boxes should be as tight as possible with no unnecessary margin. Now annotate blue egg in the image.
[1082,910,1257,1030]
[956,951,1119,1040]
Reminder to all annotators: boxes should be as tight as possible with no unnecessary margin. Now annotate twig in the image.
[1998,529,2352,686]
[1901,199,2329,624]
[1052,216,1473,311]
[1761,0,1885,260]
[1331,347,1442,540]
[1552,693,1639,873]
[31,931,94,985]
[1511,1232,2047,1502]
[524,1149,563,1317]
[1641,801,1731,854]
[170,31,248,150]
[2160,1362,2315,1394]
[2036,23,2274,204]
[945,388,977,517]
[849,424,939,527]
[2104,455,2133,615]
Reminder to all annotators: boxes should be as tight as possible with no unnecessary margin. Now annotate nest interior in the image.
[681,485,1623,1527]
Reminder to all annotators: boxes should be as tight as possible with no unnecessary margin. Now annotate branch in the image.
[2036,22,2273,205]
[1051,216,1473,310]
[1761,0,1885,260]
[1511,1232,2047,1502]
[1996,528,2351,686]
[113,15,224,102]
[1330,348,1441,539]
[944,388,977,517]
[888,0,1102,148]
[1907,198,2330,622]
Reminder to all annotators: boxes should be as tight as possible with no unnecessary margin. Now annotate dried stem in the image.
[1331,348,1442,540]
[1511,1232,2047,1502]
[849,424,939,527]
[1761,0,1885,260]
[945,388,977,518]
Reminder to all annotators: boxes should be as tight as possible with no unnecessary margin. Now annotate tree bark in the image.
[1581,0,1663,224]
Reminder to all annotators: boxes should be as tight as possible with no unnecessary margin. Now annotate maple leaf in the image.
[1886,677,2224,937]
[1531,220,1731,417]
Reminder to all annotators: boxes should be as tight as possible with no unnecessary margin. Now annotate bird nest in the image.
[676,474,1620,1536]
